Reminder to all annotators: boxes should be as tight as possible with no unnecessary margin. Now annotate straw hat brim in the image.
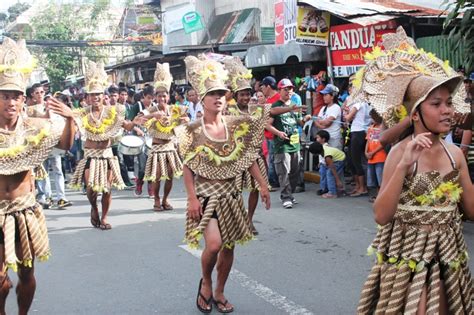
[201,86,230,100]
[86,90,105,94]
[0,84,25,93]
[234,86,252,93]
[408,75,463,115]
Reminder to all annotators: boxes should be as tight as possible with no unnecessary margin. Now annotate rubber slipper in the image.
[196,278,212,313]
[350,192,369,197]
[161,203,173,211]
[99,223,112,230]
[214,299,234,313]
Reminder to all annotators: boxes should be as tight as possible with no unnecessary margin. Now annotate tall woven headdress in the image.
[0,37,36,93]
[184,54,228,100]
[84,60,108,94]
[223,57,252,92]
[154,62,173,92]
[351,26,469,128]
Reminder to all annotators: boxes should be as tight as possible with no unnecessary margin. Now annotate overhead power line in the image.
[0,39,154,47]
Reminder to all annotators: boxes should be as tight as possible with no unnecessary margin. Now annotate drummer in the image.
[69,60,136,230]
[134,86,156,198]
[108,85,135,188]
[137,63,188,211]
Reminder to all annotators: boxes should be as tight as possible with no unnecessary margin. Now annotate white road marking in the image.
[47,212,186,235]
[179,245,314,315]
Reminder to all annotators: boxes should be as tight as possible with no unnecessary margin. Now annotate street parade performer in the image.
[140,63,187,211]
[0,37,75,314]
[178,55,270,313]
[69,60,135,230]
[355,27,474,314]
[223,57,270,235]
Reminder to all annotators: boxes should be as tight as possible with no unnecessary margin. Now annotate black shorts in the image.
[84,158,112,170]
[200,196,218,219]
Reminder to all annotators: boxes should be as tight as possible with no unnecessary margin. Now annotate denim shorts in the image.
[367,162,384,188]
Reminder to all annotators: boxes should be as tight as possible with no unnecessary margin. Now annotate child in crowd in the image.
[365,109,387,202]
[310,130,346,198]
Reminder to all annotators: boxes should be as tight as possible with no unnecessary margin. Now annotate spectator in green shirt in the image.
[268,79,311,208]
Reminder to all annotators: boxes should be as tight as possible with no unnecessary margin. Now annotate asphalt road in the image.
[5,179,474,314]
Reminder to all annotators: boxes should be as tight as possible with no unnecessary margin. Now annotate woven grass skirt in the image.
[69,148,125,193]
[0,193,50,272]
[357,209,473,314]
[185,179,253,249]
[144,142,183,182]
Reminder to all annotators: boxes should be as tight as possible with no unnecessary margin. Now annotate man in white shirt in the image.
[313,84,342,150]
[186,88,203,121]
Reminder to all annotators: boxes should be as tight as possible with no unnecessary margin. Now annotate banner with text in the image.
[296,7,330,46]
[329,21,397,77]
[275,0,298,45]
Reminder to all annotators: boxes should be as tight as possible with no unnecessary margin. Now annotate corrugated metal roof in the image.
[298,0,447,26]
[416,35,466,70]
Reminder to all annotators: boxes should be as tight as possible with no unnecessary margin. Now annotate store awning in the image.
[298,0,446,26]
[245,42,325,68]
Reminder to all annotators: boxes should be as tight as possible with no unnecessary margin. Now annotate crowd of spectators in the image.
[25,67,474,209]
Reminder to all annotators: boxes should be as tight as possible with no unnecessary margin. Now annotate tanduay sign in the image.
[329,21,398,77]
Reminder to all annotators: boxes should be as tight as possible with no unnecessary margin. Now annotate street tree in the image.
[30,1,112,91]
[7,2,30,23]
[443,0,474,73]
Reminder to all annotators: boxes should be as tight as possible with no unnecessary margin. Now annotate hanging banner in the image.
[182,11,204,34]
[275,1,285,45]
[329,21,398,77]
[275,0,297,45]
[296,7,330,46]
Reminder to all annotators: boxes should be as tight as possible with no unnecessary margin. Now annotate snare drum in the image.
[118,135,145,156]
[145,137,153,154]
[49,147,66,157]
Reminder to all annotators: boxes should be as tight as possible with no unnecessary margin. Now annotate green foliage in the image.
[443,0,474,73]
[7,2,30,22]
[30,1,111,91]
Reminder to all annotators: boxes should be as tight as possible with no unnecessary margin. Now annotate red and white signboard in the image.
[275,1,285,45]
[329,21,398,77]
[275,0,297,45]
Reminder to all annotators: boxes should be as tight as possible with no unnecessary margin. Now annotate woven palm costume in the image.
[69,60,126,193]
[353,27,472,314]
[0,38,65,271]
[143,63,184,182]
[223,57,270,192]
[178,55,263,249]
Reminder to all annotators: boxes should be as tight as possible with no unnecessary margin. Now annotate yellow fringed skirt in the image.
[0,193,50,272]
[69,148,125,193]
[185,178,253,249]
[144,142,183,182]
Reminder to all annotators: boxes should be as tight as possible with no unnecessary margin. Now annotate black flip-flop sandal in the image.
[214,299,234,313]
[99,222,112,230]
[90,209,100,228]
[196,278,212,313]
